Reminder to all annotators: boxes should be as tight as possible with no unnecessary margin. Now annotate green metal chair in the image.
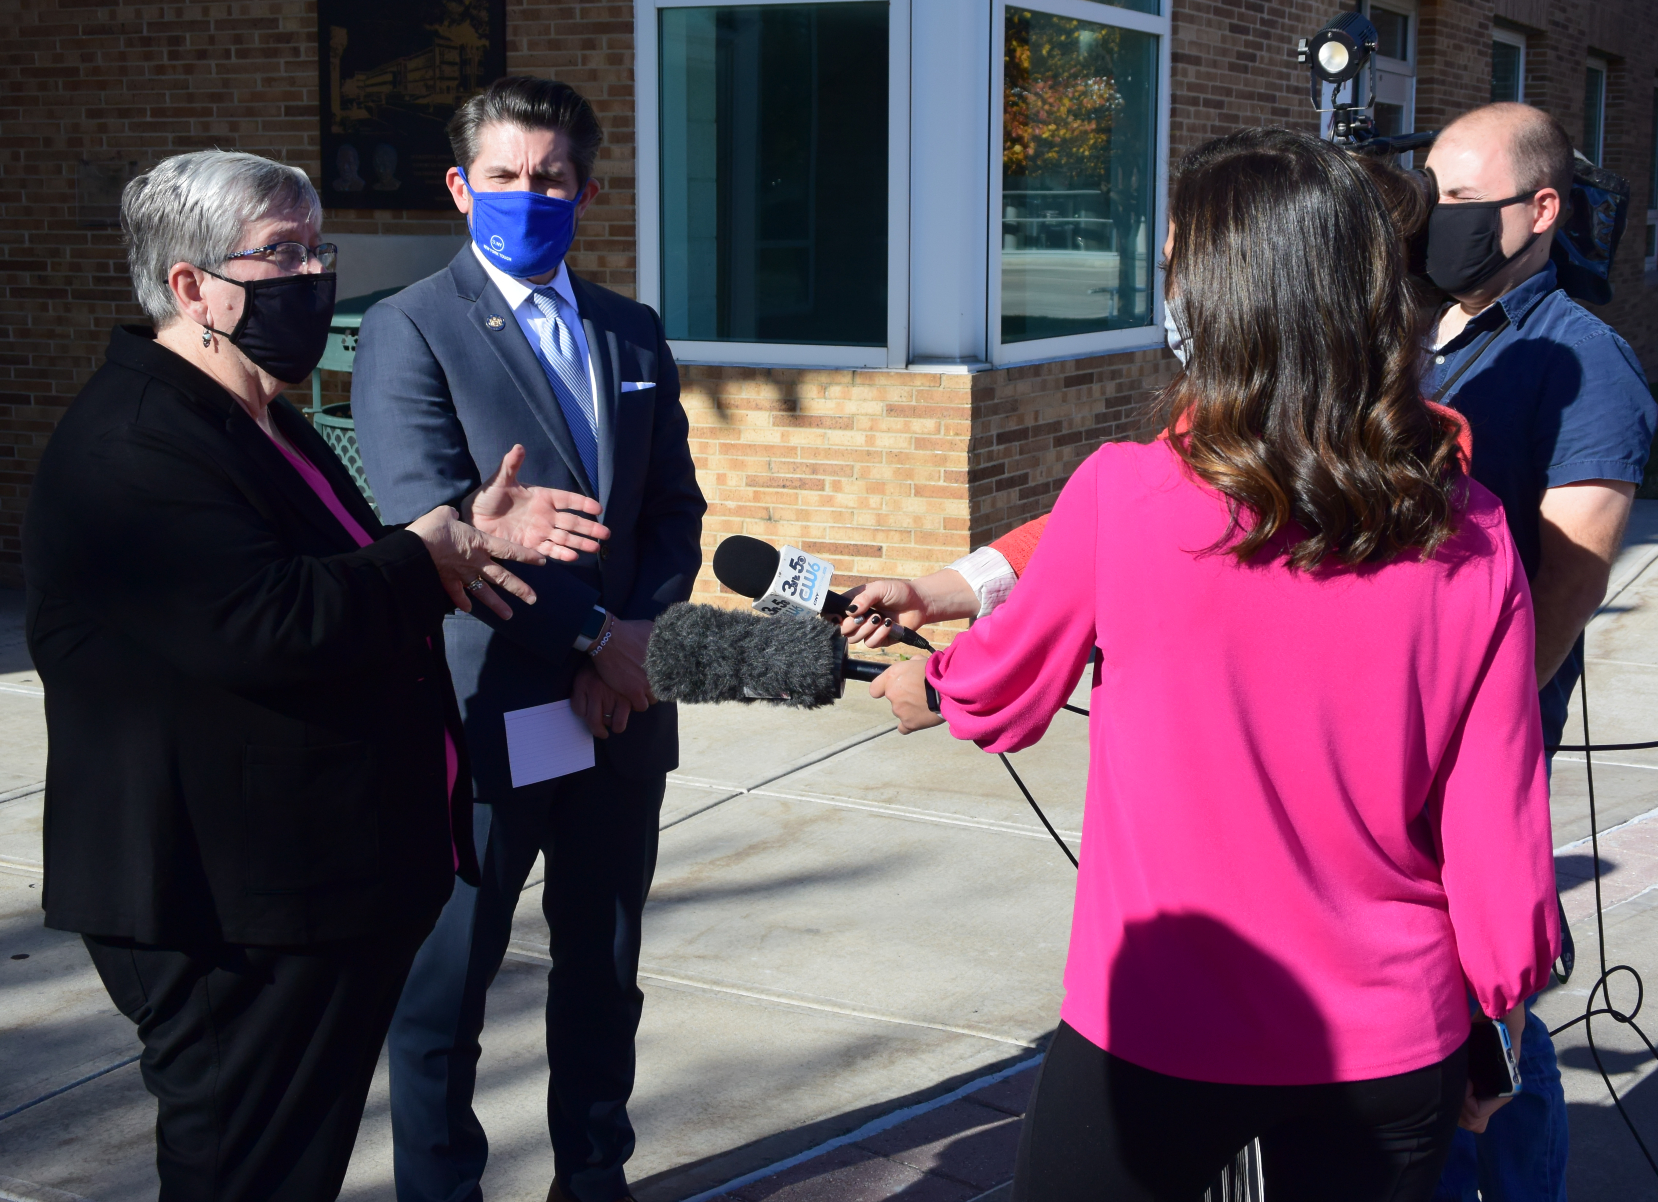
[304,286,405,516]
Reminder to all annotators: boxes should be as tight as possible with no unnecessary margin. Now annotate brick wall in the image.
[509,2,638,296]
[1580,1,1658,373]
[1416,0,1495,134]
[0,0,628,586]
[682,367,974,633]
[4,0,1655,595]
[1492,0,1658,372]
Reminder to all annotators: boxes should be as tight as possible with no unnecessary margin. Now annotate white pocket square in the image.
[621,381,656,392]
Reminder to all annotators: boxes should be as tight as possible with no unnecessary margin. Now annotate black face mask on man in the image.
[201,270,337,384]
[1424,191,1539,296]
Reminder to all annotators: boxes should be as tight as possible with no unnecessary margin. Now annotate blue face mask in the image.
[458,166,580,280]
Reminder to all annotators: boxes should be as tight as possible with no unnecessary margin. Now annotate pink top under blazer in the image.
[927,438,1559,1086]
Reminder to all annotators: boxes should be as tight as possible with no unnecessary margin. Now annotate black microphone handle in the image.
[823,589,934,652]
[842,658,890,684]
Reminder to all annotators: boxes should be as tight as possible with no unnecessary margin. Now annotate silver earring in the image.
[201,325,213,348]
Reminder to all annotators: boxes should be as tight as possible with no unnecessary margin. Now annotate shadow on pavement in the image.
[1566,1061,1658,1198]
[632,1041,1047,1202]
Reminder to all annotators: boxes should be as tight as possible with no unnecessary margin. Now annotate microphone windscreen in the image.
[647,602,846,708]
[712,535,780,600]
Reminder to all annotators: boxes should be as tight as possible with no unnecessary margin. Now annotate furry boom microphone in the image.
[645,602,887,708]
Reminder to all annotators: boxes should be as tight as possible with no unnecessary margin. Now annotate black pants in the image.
[1013,1021,1468,1202]
[387,761,665,1202]
[84,925,431,1202]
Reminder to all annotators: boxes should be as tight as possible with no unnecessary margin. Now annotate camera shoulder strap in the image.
[1430,308,1513,404]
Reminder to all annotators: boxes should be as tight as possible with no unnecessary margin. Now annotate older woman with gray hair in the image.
[22,149,606,1200]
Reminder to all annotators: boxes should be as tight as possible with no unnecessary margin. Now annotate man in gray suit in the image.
[351,77,705,1202]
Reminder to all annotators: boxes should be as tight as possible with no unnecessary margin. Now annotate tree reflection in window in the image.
[1003,9,1158,343]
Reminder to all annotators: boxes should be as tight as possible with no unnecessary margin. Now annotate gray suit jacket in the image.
[351,247,705,797]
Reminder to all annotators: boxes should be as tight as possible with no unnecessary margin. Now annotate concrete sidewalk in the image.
[3,504,1658,1200]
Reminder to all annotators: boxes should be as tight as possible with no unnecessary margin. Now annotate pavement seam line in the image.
[1554,800,1658,853]
[656,791,744,831]
[0,1176,97,1202]
[503,939,1037,1047]
[747,786,1082,841]
[0,781,44,806]
[1599,543,1658,611]
[674,1054,1043,1202]
[1602,882,1658,915]
[659,722,898,830]
[0,683,43,698]
[0,855,44,877]
[0,1053,142,1125]
[1552,755,1658,771]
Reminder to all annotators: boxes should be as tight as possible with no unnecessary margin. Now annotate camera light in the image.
[1300,11,1378,85]
[1317,41,1350,76]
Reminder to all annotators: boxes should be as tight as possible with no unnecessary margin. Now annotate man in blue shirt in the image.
[1424,103,1656,1202]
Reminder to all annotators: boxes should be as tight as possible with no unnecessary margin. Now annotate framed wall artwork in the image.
[318,0,507,209]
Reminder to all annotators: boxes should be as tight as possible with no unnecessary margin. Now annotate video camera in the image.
[1296,11,1630,302]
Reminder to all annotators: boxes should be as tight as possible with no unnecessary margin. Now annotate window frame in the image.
[986,0,1174,369]
[1359,0,1417,164]
[1584,56,1608,166]
[1647,87,1657,275]
[635,0,913,369]
[1491,25,1526,105]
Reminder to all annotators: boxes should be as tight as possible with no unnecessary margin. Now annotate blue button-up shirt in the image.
[1428,261,1654,745]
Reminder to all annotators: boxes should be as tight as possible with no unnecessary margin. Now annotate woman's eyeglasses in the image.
[221,242,339,274]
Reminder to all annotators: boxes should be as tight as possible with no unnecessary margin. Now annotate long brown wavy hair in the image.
[1163,129,1465,569]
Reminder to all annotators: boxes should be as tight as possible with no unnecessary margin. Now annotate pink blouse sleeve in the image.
[925,450,1103,754]
[1432,530,1560,1018]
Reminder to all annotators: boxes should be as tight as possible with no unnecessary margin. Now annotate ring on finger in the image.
[465,577,488,593]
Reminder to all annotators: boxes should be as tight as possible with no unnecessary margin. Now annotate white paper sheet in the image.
[503,699,595,788]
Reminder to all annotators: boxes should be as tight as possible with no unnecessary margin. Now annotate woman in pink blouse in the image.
[855,129,1558,1201]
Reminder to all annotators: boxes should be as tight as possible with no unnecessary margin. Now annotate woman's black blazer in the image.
[24,326,479,946]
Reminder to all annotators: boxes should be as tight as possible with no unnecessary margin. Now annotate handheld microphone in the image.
[645,602,888,709]
[711,535,934,652]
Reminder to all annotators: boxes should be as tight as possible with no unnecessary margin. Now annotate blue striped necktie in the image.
[528,286,600,489]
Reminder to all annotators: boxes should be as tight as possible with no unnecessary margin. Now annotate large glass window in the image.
[658,3,888,346]
[1001,8,1158,344]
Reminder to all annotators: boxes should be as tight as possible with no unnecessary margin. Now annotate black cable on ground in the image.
[1545,661,1658,1179]
[997,753,1078,868]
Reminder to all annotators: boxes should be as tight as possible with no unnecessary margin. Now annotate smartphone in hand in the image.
[1468,1019,1522,1100]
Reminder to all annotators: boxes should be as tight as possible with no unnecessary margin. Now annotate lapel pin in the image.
[486,314,506,330]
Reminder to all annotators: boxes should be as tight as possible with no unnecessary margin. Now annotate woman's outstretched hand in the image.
[408,505,546,620]
[467,444,610,561]
[839,570,979,648]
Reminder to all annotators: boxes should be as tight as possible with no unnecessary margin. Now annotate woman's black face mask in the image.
[203,269,337,384]
[1424,189,1539,296]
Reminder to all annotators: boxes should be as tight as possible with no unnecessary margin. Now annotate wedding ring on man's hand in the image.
[465,577,488,593]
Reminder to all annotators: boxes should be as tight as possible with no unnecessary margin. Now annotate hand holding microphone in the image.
[713,535,936,652]
[837,571,980,649]
[870,656,945,734]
